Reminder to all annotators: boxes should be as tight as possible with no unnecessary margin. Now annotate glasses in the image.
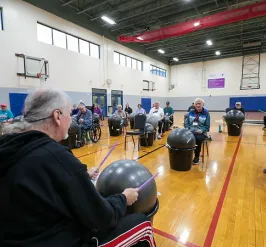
[25,109,66,123]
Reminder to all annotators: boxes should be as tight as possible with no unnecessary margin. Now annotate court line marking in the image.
[203,132,243,247]
[153,228,200,247]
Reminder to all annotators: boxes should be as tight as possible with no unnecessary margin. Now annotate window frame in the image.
[0,7,3,30]
[114,51,143,71]
[37,22,100,58]
[150,64,167,78]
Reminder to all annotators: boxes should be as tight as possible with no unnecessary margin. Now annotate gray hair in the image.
[4,88,72,134]
[194,98,205,105]
[117,104,122,109]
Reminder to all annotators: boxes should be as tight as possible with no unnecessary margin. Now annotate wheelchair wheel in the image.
[89,125,101,143]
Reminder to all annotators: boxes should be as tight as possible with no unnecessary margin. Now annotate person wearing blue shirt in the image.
[0,104,14,123]
[74,102,92,148]
[185,98,210,165]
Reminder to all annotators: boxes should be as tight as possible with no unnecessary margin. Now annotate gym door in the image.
[92,89,107,117]
[111,90,123,113]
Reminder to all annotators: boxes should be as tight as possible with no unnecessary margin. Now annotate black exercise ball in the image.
[68,119,78,135]
[96,160,157,215]
[108,115,122,127]
[167,128,196,149]
[93,113,100,125]
[144,123,154,133]
[224,110,245,124]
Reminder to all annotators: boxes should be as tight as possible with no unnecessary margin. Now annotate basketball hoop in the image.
[37,73,47,81]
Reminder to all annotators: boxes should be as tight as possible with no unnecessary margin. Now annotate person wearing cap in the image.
[74,102,92,148]
[149,101,164,139]
[164,101,174,128]
[187,103,195,112]
[0,104,14,123]
[234,102,245,115]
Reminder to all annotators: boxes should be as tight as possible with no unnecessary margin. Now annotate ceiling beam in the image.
[91,0,151,21]
[77,0,113,14]
[61,0,77,7]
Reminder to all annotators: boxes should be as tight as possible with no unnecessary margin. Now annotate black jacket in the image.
[124,107,133,115]
[0,131,127,247]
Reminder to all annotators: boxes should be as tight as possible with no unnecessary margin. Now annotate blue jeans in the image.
[77,123,90,141]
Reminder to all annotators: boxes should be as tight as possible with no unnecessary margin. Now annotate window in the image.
[120,54,126,66]
[114,51,143,71]
[37,23,52,45]
[126,57,131,68]
[79,39,89,55]
[67,35,78,52]
[137,61,142,71]
[132,59,137,70]
[90,43,99,58]
[53,30,66,49]
[36,23,100,58]
[114,52,119,64]
[0,7,3,30]
[150,65,166,78]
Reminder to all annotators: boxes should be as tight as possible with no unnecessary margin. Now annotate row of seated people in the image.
[1,88,155,247]
[114,101,174,139]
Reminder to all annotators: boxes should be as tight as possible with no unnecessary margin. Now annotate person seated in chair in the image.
[75,102,92,148]
[149,101,164,139]
[0,88,156,247]
[187,102,195,112]
[233,102,245,115]
[114,105,127,131]
[0,104,14,124]
[136,104,146,115]
[124,103,133,116]
[185,98,210,165]
[164,101,174,129]
[71,104,79,116]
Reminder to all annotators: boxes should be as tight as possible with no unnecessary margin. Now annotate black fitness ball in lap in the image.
[224,110,245,136]
[108,115,122,136]
[166,128,196,171]
[96,160,158,216]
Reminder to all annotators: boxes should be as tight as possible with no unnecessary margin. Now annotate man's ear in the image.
[53,110,61,127]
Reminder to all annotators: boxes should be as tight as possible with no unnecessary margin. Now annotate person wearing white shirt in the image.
[149,101,164,139]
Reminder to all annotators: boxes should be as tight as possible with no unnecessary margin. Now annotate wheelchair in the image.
[80,118,101,145]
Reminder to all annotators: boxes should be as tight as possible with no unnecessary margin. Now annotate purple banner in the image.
[208,78,225,88]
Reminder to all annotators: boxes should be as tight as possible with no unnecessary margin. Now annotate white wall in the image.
[169,54,266,97]
[0,0,169,106]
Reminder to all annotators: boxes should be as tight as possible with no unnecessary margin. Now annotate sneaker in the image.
[157,134,162,139]
[75,142,81,148]
[192,157,199,165]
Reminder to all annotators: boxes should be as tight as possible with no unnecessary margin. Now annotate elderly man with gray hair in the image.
[0,88,156,247]
[185,98,210,164]
[74,102,92,148]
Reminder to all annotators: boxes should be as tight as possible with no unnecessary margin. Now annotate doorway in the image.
[92,88,107,117]
[111,90,123,113]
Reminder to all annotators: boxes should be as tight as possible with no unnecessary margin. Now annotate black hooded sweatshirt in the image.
[0,131,127,247]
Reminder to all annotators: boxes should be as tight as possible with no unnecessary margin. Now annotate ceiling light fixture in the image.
[101,16,116,25]
[215,51,221,55]
[194,22,200,27]
[173,57,179,61]
[206,40,213,46]
[158,49,165,54]
[137,37,143,40]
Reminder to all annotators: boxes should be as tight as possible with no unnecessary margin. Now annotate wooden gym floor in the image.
[72,112,266,247]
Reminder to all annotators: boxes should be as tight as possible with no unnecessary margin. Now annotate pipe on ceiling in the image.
[118,1,266,43]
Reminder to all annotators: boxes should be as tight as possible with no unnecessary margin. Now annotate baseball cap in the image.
[0,104,7,107]
[166,101,170,105]
[236,102,241,105]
